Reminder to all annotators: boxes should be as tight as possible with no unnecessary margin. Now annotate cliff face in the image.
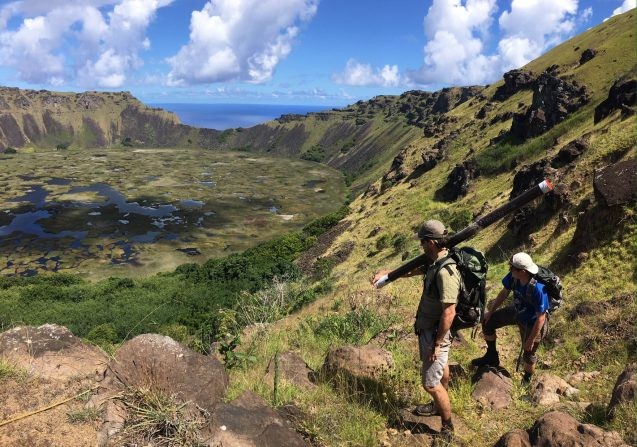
[0,88,217,150]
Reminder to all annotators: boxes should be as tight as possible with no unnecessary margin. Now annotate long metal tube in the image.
[375,179,553,287]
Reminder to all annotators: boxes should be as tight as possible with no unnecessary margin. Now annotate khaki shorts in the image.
[418,328,452,388]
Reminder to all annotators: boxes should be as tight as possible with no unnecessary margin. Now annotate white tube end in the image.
[539,179,553,194]
[374,274,389,289]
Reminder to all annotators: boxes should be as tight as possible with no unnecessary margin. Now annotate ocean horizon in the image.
[150,103,340,130]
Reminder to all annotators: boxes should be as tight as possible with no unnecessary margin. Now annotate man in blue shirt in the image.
[471,252,549,383]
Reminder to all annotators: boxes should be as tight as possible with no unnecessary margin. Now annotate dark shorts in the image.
[482,305,548,363]
[418,328,452,388]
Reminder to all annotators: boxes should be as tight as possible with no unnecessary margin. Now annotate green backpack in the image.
[433,246,489,331]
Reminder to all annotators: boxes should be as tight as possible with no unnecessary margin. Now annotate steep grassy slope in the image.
[225,10,636,446]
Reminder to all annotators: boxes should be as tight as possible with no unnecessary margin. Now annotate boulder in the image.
[607,363,635,418]
[92,334,229,445]
[594,159,637,207]
[472,367,513,410]
[0,324,107,381]
[528,411,629,446]
[381,150,409,190]
[579,48,597,65]
[107,334,228,410]
[265,351,316,390]
[435,159,480,202]
[201,391,309,447]
[493,69,536,101]
[321,345,393,380]
[493,429,531,447]
[529,373,579,406]
[594,78,636,123]
[551,138,589,168]
[510,72,588,140]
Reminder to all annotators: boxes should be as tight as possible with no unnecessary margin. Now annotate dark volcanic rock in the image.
[551,138,589,168]
[494,429,531,447]
[510,72,588,140]
[607,363,635,418]
[594,78,637,124]
[435,159,480,202]
[381,149,409,191]
[579,48,597,65]
[594,158,636,207]
[493,69,535,101]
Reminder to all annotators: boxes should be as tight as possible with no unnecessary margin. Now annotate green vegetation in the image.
[0,206,349,355]
[119,387,206,446]
[301,144,326,162]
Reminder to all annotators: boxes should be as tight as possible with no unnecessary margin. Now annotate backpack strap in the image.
[428,255,460,301]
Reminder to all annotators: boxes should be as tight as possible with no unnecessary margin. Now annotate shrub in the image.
[301,144,326,162]
[86,323,119,345]
[376,234,391,251]
[4,147,17,154]
[312,309,390,344]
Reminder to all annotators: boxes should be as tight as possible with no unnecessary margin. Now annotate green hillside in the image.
[0,10,635,447]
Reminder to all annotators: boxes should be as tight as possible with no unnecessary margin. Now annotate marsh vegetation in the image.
[0,148,346,280]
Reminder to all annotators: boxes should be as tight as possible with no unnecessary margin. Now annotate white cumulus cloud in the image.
[0,0,172,88]
[332,59,401,87]
[167,0,318,86]
[611,0,636,17]
[406,0,583,87]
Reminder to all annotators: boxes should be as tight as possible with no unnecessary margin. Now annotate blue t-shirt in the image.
[502,272,549,325]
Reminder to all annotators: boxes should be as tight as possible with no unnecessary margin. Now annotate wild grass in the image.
[0,358,27,382]
[66,407,101,424]
[119,387,208,447]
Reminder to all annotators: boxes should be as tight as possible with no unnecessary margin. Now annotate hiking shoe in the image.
[432,427,454,447]
[521,373,533,385]
[470,350,500,367]
[413,401,439,416]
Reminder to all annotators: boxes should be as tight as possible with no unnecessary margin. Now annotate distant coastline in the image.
[150,103,339,130]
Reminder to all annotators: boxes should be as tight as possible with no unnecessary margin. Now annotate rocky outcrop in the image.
[510,72,588,140]
[435,159,480,202]
[550,138,589,168]
[91,334,229,445]
[594,78,636,123]
[493,69,536,101]
[579,48,597,65]
[472,367,513,410]
[593,158,636,206]
[381,149,409,191]
[607,364,635,418]
[567,159,635,264]
[320,345,394,409]
[265,351,316,390]
[201,391,309,447]
[495,411,629,447]
[529,373,579,406]
[0,324,107,381]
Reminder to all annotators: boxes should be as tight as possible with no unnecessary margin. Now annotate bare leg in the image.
[424,383,452,421]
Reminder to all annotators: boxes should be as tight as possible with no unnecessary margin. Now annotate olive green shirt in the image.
[415,250,460,331]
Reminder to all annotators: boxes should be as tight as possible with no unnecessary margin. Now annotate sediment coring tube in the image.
[373,179,553,288]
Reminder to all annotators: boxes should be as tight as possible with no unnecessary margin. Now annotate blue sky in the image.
[0,0,633,105]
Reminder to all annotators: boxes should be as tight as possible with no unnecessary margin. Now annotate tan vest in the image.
[415,251,460,331]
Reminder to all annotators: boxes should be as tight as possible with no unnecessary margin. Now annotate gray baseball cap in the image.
[417,219,447,240]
